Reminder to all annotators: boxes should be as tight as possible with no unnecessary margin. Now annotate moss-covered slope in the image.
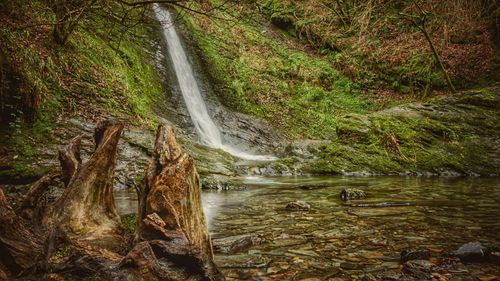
[0,1,164,182]
[274,86,499,175]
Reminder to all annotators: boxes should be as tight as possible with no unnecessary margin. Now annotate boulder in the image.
[340,188,366,201]
[454,242,490,262]
[336,114,372,144]
[212,234,264,254]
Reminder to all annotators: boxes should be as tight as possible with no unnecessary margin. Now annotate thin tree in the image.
[401,1,456,93]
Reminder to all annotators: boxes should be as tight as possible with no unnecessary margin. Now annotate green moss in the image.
[306,87,500,175]
[181,3,383,139]
[121,213,137,234]
[0,0,164,165]
[54,243,75,258]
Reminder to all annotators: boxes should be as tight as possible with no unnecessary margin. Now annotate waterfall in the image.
[154,5,276,161]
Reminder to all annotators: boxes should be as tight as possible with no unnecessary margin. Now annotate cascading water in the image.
[154,5,276,161]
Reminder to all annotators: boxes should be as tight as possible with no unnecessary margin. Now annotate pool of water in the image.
[115,176,500,280]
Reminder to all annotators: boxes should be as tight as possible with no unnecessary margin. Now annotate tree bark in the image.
[136,124,224,280]
[0,121,223,280]
[45,120,124,250]
[0,189,44,276]
[58,135,82,187]
[18,170,60,221]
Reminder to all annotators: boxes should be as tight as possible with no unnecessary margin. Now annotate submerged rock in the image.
[212,234,264,254]
[340,262,363,270]
[298,184,328,190]
[453,242,490,262]
[340,188,366,201]
[214,254,270,268]
[400,248,430,263]
[285,201,311,211]
[402,259,433,280]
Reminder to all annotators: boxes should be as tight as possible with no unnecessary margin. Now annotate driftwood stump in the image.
[0,120,223,280]
[45,120,124,249]
[130,124,223,280]
[58,135,82,187]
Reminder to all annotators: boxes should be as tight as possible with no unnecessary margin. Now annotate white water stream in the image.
[154,6,276,161]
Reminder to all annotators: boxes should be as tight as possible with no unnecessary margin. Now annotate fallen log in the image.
[345,201,411,207]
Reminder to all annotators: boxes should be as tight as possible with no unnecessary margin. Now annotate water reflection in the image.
[115,176,500,280]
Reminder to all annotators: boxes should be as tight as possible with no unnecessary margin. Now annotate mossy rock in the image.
[336,114,372,144]
[455,89,500,109]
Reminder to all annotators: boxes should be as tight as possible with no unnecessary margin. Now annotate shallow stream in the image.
[115,176,500,280]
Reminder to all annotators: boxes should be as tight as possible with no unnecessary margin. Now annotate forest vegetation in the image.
[0,0,499,279]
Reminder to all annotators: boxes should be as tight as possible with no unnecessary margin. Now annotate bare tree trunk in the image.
[419,27,456,92]
[49,0,97,45]
[404,1,456,93]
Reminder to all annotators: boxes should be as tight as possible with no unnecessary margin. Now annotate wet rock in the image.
[453,242,490,262]
[214,254,270,268]
[377,270,404,281]
[298,184,328,190]
[287,249,319,257]
[326,278,346,281]
[361,273,378,281]
[380,262,400,270]
[340,262,363,270]
[285,201,310,211]
[401,248,430,263]
[336,114,372,144]
[369,237,388,246]
[212,234,264,254]
[403,259,433,280]
[283,140,327,159]
[340,188,366,201]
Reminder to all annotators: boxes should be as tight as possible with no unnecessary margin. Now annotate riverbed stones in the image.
[340,262,363,270]
[340,188,366,201]
[403,259,434,280]
[214,254,270,268]
[212,234,264,254]
[285,201,311,211]
[401,248,430,263]
[453,242,491,262]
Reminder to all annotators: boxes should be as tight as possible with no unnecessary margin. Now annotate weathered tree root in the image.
[0,120,223,280]
[134,124,224,280]
[0,188,45,276]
